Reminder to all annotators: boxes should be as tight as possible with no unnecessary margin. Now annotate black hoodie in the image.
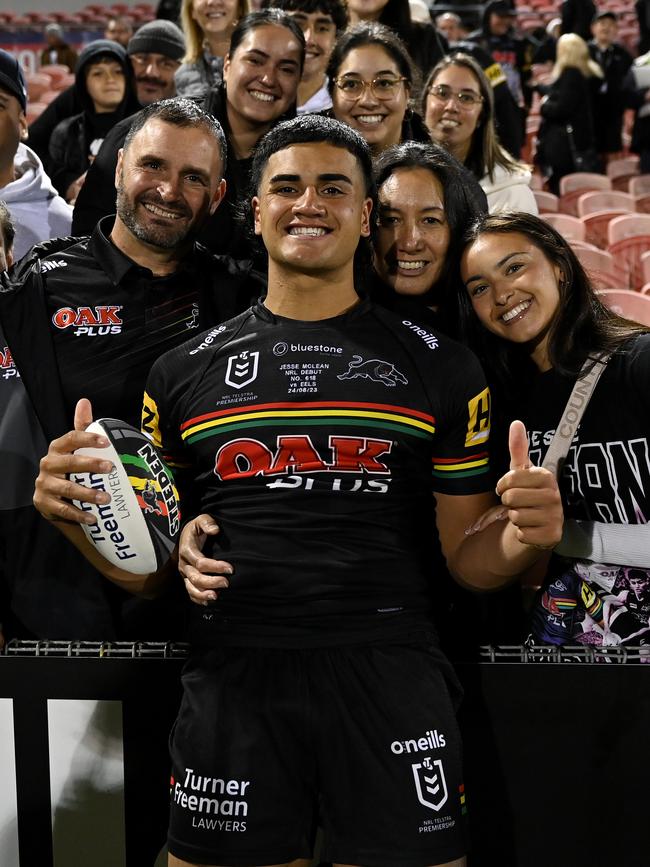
[47,39,138,200]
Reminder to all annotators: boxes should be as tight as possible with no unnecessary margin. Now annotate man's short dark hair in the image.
[0,201,15,254]
[250,114,374,198]
[123,97,228,177]
[260,0,348,34]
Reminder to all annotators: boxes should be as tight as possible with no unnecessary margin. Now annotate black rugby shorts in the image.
[168,641,467,866]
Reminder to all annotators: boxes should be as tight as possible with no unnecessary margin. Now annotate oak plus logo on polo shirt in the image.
[51,305,124,337]
[0,345,19,380]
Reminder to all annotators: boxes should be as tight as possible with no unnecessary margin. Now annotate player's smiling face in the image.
[223,24,303,126]
[252,141,372,273]
[375,166,450,296]
[115,118,226,249]
[461,230,563,370]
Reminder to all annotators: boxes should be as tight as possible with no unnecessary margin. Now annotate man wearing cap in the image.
[470,0,536,122]
[40,22,78,72]
[589,11,633,157]
[0,49,72,259]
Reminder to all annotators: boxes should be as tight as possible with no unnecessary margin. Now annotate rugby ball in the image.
[72,418,181,574]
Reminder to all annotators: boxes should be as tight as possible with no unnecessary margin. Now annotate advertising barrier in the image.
[1,641,649,867]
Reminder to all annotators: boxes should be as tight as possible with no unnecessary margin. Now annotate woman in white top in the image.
[423,53,538,215]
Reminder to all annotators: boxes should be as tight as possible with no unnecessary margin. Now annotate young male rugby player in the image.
[34,115,562,867]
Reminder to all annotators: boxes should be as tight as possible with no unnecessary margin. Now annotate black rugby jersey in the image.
[43,216,258,427]
[144,300,493,647]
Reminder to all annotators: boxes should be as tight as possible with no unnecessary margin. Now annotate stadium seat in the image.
[533,190,558,213]
[634,193,650,213]
[628,175,650,196]
[25,72,52,102]
[542,213,586,240]
[597,289,650,325]
[39,90,60,105]
[607,213,650,289]
[607,156,640,192]
[26,101,47,124]
[529,174,544,190]
[572,246,617,288]
[641,249,650,285]
[577,192,635,247]
[559,173,612,216]
[40,64,72,86]
[577,191,636,216]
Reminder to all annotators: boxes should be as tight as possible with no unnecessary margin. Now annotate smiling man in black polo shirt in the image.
[0,97,262,642]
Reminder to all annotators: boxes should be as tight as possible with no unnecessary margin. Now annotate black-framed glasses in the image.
[427,84,483,108]
[334,75,408,100]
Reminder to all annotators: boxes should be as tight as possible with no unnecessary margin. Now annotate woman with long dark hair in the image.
[327,22,430,156]
[460,212,650,647]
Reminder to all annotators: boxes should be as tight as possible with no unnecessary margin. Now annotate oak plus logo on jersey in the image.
[0,345,19,379]
[225,350,259,389]
[52,305,124,337]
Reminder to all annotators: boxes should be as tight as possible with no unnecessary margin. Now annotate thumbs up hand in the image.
[495,420,563,550]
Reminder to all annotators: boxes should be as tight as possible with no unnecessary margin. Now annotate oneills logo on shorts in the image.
[225,350,259,389]
[51,305,124,336]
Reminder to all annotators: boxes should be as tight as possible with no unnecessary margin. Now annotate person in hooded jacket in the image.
[48,40,138,204]
[0,50,71,259]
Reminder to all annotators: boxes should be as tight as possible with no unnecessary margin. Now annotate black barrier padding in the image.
[1,657,184,867]
[457,662,650,867]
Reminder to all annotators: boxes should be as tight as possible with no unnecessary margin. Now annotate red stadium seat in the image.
[559,173,612,216]
[572,246,617,288]
[607,214,650,289]
[25,72,52,102]
[577,191,636,216]
[542,213,586,240]
[634,193,650,213]
[607,156,640,192]
[26,101,48,124]
[628,175,650,196]
[533,190,558,213]
[597,289,650,325]
[641,249,650,286]
[577,192,635,247]
[39,64,72,85]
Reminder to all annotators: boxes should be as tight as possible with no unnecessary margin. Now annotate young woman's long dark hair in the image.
[458,212,649,388]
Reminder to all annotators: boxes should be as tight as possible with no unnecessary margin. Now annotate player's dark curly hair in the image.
[246,114,376,289]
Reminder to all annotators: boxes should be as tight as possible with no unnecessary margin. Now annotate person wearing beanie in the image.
[0,49,72,259]
[27,19,184,169]
[48,40,139,202]
[40,22,78,72]
[127,19,186,104]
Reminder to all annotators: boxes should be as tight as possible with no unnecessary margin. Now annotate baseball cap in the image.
[127,20,185,61]
[0,49,27,112]
[593,10,618,23]
[490,1,517,16]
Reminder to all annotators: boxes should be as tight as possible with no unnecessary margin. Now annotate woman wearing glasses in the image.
[326,22,430,156]
[423,53,537,214]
